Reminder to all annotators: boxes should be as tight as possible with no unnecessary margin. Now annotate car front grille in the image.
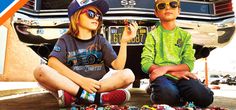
[40,0,72,10]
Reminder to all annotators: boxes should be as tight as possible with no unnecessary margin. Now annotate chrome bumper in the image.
[12,12,235,48]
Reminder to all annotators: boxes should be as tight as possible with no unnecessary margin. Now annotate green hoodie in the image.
[141,25,195,74]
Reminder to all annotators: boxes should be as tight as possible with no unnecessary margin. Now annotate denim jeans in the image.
[150,76,214,107]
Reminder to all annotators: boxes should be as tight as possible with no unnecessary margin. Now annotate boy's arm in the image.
[149,64,197,81]
[149,64,190,81]
[111,42,127,70]
[181,33,195,71]
[165,64,190,72]
[141,32,156,73]
[111,22,138,69]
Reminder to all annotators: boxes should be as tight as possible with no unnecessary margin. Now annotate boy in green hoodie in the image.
[141,0,213,107]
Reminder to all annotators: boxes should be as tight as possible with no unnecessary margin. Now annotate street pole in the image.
[205,57,208,86]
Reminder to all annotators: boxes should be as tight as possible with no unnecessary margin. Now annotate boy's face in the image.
[78,6,102,30]
[154,0,180,22]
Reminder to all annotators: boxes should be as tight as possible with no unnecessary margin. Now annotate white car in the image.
[209,74,223,85]
[199,74,223,85]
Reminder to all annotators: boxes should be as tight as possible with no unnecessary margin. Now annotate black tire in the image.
[87,54,96,65]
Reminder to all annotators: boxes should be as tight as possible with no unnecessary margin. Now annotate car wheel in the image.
[87,54,96,65]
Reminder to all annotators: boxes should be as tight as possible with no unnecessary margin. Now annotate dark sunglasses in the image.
[156,1,179,10]
[81,9,102,21]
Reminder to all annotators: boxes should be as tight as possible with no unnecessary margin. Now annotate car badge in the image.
[121,0,136,8]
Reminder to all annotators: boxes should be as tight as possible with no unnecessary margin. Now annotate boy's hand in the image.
[170,71,198,80]
[80,77,101,94]
[149,67,168,81]
[120,20,138,43]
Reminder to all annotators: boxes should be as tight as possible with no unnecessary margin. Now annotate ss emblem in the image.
[121,0,136,7]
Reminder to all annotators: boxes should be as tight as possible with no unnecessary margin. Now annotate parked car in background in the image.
[227,76,236,85]
[12,0,235,87]
[198,73,223,85]
[209,74,223,85]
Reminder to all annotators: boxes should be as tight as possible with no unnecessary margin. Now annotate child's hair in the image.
[67,8,103,37]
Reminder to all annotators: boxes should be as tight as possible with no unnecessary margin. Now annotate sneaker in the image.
[58,90,75,107]
[101,89,131,105]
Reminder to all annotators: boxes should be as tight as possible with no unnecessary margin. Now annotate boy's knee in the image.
[33,64,47,81]
[193,92,214,107]
[122,68,135,84]
[179,79,214,107]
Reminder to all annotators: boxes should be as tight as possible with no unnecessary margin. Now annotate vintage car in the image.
[12,0,235,87]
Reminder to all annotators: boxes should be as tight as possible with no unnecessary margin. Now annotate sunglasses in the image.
[156,1,179,10]
[81,9,102,21]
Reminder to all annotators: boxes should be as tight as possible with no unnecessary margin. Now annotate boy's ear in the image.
[154,10,159,17]
[177,8,181,15]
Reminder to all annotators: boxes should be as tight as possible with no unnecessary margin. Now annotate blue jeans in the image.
[150,76,214,107]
